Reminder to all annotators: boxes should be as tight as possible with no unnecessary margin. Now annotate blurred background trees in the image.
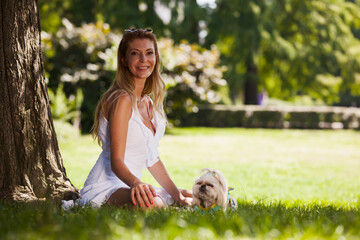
[38,0,360,132]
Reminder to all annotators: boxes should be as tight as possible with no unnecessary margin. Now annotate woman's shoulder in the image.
[115,93,133,114]
[117,92,132,104]
[104,91,133,121]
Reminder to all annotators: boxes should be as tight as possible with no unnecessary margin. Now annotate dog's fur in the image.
[192,168,228,210]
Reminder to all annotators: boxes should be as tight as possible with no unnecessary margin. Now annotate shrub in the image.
[183,105,246,127]
[159,39,228,125]
[181,105,360,129]
[287,111,320,129]
[245,110,284,128]
[42,19,119,132]
[53,120,80,142]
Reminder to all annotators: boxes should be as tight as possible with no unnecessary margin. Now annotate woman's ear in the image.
[121,57,127,67]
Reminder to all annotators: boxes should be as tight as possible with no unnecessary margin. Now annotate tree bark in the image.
[244,55,259,105]
[0,0,79,201]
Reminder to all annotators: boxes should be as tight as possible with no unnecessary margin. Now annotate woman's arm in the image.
[109,95,156,207]
[148,159,192,206]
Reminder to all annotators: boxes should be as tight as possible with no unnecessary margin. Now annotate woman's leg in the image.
[106,188,132,207]
[107,188,166,209]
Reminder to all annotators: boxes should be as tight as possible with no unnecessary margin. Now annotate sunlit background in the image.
[38,0,360,135]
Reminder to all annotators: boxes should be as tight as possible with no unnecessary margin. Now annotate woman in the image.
[80,28,192,209]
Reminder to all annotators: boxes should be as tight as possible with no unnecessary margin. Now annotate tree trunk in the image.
[0,0,79,201]
[244,55,259,105]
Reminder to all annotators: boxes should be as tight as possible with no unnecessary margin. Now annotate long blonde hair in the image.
[92,29,166,145]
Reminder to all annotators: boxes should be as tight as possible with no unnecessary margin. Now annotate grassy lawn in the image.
[61,127,360,204]
[1,128,360,239]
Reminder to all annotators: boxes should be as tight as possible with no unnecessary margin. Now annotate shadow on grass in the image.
[1,200,359,239]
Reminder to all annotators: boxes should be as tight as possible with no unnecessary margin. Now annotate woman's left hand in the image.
[176,194,193,207]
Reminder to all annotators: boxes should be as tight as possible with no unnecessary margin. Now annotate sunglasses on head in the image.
[125,28,153,33]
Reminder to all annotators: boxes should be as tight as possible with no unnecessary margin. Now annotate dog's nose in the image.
[200,185,206,191]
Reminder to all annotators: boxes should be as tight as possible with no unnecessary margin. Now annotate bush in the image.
[159,39,228,125]
[182,105,360,129]
[245,109,284,128]
[183,105,246,127]
[287,111,320,129]
[42,19,119,132]
[342,111,360,129]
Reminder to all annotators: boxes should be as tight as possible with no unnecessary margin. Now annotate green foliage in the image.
[263,0,360,104]
[42,19,119,132]
[39,0,360,107]
[246,110,284,128]
[38,0,72,33]
[159,39,227,125]
[181,105,360,129]
[206,0,267,103]
[165,0,208,43]
[53,120,80,142]
[94,0,166,36]
[48,83,83,125]
[38,0,207,42]
[288,111,321,129]
[179,107,246,127]
[206,0,360,104]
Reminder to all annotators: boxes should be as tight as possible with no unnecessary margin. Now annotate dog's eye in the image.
[207,183,214,188]
[197,182,202,185]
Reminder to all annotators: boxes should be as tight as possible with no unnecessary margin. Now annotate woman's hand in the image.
[130,181,157,208]
[177,189,193,206]
[176,194,193,207]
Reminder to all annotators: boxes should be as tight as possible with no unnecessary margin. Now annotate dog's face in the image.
[192,168,228,209]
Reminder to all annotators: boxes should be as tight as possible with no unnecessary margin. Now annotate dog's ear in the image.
[200,168,212,174]
[215,185,228,207]
[214,170,228,193]
[216,173,228,207]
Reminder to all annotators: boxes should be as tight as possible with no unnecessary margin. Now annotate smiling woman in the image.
[123,38,156,85]
[62,29,192,210]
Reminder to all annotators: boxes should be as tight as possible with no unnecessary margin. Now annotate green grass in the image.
[2,128,360,239]
[1,200,359,239]
[62,127,360,204]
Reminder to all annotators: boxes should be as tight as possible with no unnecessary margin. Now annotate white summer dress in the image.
[75,100,173,207]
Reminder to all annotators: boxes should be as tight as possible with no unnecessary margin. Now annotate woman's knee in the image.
[106,188,132,206]
[149,196,166,209]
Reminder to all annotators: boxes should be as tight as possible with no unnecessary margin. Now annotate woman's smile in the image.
[137,66,150,70]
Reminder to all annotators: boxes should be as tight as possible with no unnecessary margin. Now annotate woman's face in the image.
[123,38,156,82]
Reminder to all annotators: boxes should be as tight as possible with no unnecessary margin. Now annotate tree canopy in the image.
[206,0,360,104]
[38,0,360,109]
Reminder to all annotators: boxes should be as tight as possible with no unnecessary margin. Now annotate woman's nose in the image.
[139,53,145,62]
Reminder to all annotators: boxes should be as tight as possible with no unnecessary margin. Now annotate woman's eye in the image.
[147,51,154,55]
[130,52,138,55]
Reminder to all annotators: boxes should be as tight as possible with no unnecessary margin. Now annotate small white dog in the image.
[192,168,237,211]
